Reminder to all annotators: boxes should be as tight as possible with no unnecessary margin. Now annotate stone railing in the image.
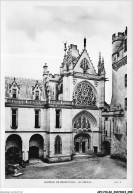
[5,98,47,105]
[5,98,97,108]
[112,56,127,71]
[49,100,73,106]
[5,98,73,107]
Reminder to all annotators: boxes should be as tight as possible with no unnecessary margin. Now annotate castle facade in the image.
[5,39,108,163]
[5,27,127,163]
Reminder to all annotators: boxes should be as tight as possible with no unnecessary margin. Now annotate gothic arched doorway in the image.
[74,133,90,154]
[29,134,44,160]
[102,141,110,155]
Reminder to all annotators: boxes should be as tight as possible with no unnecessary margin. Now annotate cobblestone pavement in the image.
[6,156,126,179]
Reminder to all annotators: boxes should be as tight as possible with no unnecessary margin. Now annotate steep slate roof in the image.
[5,77,43,99]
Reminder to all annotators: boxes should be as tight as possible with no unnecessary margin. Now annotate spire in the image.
[99,52,101,63]
[98,52,102,75]
[84,37,86,49]
[98,53,106,75]
[102,57,104,64]
[101,57,106,75]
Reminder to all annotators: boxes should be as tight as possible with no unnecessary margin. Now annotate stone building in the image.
[102,27,127,160]
[5,38,108,163]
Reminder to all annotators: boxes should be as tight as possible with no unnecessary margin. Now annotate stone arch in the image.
[101,141,110,155]
[29,134,44,159]
[74,132,91,154]
[72,110,97,128]
[6,134,22,163]
[73,81,97,106]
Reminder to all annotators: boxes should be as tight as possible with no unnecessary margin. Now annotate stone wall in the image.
[111,133,127,161]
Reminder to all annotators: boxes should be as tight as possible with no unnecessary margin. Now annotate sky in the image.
[1,0,131,104]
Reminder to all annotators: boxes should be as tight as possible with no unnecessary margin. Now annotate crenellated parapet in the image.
[112,27,127,56]
[112,27,127,43]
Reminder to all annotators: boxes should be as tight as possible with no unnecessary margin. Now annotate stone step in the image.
[73,154,93,160]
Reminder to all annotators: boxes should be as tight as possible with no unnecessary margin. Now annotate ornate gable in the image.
[73,49,97,75]
[32,80,42,100]
[9,78,20,98]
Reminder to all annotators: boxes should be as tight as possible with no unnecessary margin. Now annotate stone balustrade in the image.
[5,98,73,106]
[112,56,127,71]
[5,98,47,105]
[50,100,73,105]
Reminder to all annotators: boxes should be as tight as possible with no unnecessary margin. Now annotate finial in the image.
[14,77,15,81]
[99,52,101,60]
[102,57,104,64]
[63,41,67,54]
[84,37,86,49]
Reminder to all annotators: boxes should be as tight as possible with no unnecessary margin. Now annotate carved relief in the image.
[94,81,99,87]
[73,79,77,85]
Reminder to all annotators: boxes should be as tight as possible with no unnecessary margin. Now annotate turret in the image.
[43,63,49,75]
[112,32,124,56]
[43,63,50,101]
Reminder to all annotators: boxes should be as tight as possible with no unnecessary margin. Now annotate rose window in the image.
[73,81,96,106]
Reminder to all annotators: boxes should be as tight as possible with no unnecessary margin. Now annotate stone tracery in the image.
[73,115,90,129]
[73,81,96,106]
[80,58,89,73]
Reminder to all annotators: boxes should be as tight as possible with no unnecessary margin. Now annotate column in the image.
[22,138,29,162]
[22,151,29,162]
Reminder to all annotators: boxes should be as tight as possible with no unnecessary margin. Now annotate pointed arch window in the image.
[9,78,20,98]
[55,136,62,154]
[80,58,89,73]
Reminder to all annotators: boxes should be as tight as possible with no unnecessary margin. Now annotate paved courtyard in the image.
[6,156,126,179]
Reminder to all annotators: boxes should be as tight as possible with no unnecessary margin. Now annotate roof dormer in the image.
[32,81,42,100]
[9,78,20,99]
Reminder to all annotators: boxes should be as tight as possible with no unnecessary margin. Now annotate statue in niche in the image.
[81,116,85,129]
[86,119,90,129]
[82,116,86,128]
[76,119,80,129]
